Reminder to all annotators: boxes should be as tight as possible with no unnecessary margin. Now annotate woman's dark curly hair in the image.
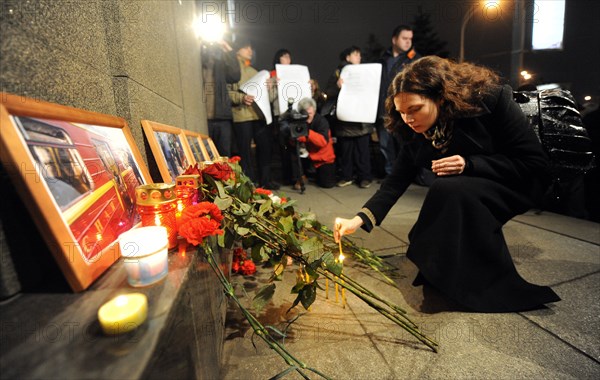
[384,56,501,140]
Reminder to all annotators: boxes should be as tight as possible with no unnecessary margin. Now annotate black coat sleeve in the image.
[223,50,241,84]
[359,143,419,231]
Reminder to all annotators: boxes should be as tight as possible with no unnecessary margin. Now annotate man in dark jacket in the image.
[202,39,241,157]
[377,25,421,177]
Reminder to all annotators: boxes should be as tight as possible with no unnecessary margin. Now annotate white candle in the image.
[119,226,169,287]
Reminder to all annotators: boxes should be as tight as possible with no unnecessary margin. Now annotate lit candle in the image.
[119,226,169,287]
[135,184,178,249]
[98,293,148,335]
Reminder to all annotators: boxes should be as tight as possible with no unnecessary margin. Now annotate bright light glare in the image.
[584,96,592,101]
[193,16,226,42]
[523,73,532,80]
[532,0,565,50]
[521,70,528,76]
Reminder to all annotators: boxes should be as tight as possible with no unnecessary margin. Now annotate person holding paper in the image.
[228,39,279,190]
[334,56,560,312]
[325,46,373,189]
[269,48,293,186]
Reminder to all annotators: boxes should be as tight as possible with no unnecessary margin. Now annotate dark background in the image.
[210,0,599,106]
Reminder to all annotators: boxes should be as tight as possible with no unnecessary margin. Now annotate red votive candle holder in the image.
[135,184,178,250]
[175,174,202,205]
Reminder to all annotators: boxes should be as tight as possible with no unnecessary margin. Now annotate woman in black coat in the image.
[334,56,560,312]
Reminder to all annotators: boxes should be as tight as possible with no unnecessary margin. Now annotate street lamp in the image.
[459,1,500,63]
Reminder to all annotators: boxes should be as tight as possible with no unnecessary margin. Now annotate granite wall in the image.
[0,0,207,297]
[0,0,207,158]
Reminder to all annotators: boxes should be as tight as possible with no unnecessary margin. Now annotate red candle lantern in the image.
[135,184,178,250]
[175,174,202,206]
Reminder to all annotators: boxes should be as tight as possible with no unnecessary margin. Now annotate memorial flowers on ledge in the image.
[183,158,438,377]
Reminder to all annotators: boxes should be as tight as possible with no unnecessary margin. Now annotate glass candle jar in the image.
[135,183,178,249]
[175,174,201,205]
[119,226,168,287]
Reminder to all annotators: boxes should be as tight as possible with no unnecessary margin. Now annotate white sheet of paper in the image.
[240,70,272,125]
[336,63,382,123]
[275,64,312,112]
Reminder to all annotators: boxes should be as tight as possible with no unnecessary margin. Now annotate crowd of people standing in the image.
[203,24,422,191]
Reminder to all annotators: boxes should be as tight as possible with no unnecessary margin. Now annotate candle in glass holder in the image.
[135,184,178,249]
[175,174,201,206]
[119,225,169,287]
[98,293,148,335]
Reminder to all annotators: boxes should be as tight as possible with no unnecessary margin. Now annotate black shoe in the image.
[262,181,281,190]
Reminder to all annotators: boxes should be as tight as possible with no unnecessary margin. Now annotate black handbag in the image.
[513,89,596,181]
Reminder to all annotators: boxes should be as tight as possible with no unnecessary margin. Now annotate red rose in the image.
[229,156,241,163]
[202,162,233,181]
[254,188,272,196]
[240,259,256,275]
[178,202,224,246]
[183,163,201,175]
[178,217,223,246]
[280,197,287,204]
[179,202,223,226]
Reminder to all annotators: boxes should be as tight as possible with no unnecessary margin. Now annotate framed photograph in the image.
[200,135,220,160]
[141,120,192,183]
[0,93,152,291]
[180,129,210,164]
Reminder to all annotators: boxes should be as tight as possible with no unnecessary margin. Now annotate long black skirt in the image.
[407,176,561,312]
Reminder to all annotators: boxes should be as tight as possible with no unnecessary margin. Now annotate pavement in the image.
[220,180,600,380]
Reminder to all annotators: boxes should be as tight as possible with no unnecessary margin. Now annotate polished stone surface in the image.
[221,182,600,379]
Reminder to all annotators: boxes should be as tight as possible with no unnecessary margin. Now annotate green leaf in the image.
[299,283,316,309]
[213,195,233,210]
[258,198,273,217]
[278,215,294,234]
[237,181,253,203]
[214,178,226,197]
[301,237,324,263]
[253,284,276,313]
[235,226,250,236]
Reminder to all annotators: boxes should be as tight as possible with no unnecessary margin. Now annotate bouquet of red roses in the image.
[231,247,256,275]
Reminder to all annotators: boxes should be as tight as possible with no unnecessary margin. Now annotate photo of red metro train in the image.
[12,116,145,262]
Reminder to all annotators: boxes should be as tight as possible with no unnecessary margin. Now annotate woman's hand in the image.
[432,155,466,176]
[242,94,255,106]
[337,78,344,88]
[334,216,363,243]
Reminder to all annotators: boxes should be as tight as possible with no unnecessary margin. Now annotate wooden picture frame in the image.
[141,120,192,183]
[0,93,152,292]
[199,135,220,160]
[180,129,210,164]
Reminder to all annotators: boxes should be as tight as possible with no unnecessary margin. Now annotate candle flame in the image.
[154,214,161,226]
[114,295,128,307]
[339,252,345,262]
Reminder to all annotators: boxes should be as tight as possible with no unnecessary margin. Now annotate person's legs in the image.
[233,121,255,182]
[407,176,560,312]
[354,134,372,184]
[316,162,336,188]
[208,119,232,157]
[253,120,276,188]
[376,119,397,176]
[336,136,353,184]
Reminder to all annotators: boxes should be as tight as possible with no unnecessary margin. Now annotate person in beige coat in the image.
[228,39,280,190]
